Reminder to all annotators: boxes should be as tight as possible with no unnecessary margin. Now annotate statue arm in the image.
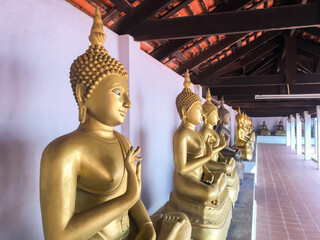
[173,133,212,176]
[40,144,140,240]
[129,199,153,227]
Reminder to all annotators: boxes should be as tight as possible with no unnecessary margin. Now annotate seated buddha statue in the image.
[235,108,253,160]
[40,7,191,240]
[259,121,271,136]
[244,114,255,152]
[215,97,242,161]
[215,97,245,184]
[275,120,286,136]
[165,71,232,240]
[199,90,239,205]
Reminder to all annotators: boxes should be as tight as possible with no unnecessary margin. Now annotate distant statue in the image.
[275,120,286,136]
[259,121,271,136]
[165,71,232,240]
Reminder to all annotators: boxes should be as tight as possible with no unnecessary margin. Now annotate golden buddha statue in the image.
[40,7,191,240]
[275,120,286,136]
[199,90,239,205]
[215,97,245,184]
[235,108,253,160]
[259,121,271,136]
[165,71,232,240]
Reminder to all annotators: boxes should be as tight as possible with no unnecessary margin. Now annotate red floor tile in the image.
[255,144,320,240]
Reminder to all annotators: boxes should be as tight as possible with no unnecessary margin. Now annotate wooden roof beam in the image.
[110,0,175,34]
[297,38,320,58]
[209,84,320,95]
[192,31,282,83]
[150,0,253,61]
[132,3,320,41]
[109,0,133,13]
[175,34,246,75]
[202,73,320,87]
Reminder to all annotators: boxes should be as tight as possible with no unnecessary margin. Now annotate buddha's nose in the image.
[123,93,131,108]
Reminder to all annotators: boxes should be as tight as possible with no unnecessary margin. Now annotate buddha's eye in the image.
[112,90,122,96]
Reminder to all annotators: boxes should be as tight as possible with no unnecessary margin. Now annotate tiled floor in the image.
[255,144,320,240]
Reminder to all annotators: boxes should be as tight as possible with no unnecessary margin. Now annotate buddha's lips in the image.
[119,110,127,117]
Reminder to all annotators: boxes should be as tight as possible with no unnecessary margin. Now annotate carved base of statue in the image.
[259,130,270,136]
[226,168,240,206]
[165,189,232,240]
[275,130,286,136]
[236,146,253,161]
[235,160,245,185]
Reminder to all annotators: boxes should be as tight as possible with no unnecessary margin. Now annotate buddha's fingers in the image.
[136,162,141,186]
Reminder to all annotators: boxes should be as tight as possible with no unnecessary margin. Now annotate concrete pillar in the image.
[304,111,311,160]
[286,117,291,147]
[290,114,295,150]
[296,113,302,154]
[317,106,320,170]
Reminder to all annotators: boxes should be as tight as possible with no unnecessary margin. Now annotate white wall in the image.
[0,0,119,239]
[251,117,288,134]
[0,0,237,239]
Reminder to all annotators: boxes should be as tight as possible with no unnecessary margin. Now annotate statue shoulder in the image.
[41,131,88,166]
[114,131,131,150]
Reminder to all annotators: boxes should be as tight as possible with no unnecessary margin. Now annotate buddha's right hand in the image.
[205,136,213,157]
[220,133,226,147]
[125,146,142,202]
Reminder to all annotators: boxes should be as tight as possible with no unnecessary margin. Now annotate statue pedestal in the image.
[165,190,232,240]
[275,130,286,136]
[227,171,240,206]
[236,146,253,161]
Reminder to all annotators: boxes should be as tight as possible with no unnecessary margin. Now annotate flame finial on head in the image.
[183,69,192,89]
[89,6,106,46]
[206,88,211,102]
[220,96,225,106]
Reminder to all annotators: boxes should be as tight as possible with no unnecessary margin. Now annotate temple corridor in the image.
[255,144,320,240]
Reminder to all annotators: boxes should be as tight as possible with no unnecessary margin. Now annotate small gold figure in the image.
[259,121,271,136]
[235,108,253,160]
[275,120,286,136]
[40,7,191,240]
[199,90,240,206]
[165,71,232,240]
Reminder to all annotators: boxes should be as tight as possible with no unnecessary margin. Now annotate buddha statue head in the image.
[235,107,243,125]
[69,7,130,125]
[202,89,219,126]
[176,70,202,125]
[218,96,230,125]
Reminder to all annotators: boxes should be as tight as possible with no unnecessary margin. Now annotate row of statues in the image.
[259,120,286,136]
[235,108,255,161]
[40,7,243,240]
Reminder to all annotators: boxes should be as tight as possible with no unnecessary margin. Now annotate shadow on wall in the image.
[0,132,43,240]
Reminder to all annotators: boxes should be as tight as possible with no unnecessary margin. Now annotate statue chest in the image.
[187,132,204,156]
[78,141,126,195]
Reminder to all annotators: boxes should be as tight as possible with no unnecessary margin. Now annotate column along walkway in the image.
[255,144,320,240]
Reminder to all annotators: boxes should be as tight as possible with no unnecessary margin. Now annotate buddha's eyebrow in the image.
[111,83,122,88]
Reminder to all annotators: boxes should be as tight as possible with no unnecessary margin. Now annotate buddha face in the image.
[207,110,219,126]
[85,74,131,126]
[185,101,203,126]
[221,113,231,125]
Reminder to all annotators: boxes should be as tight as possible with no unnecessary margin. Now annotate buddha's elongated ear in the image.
[76,83,87,123]
[181,107,187,124]
[76,83,86,104]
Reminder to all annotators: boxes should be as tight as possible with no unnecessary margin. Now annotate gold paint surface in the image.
[40,7,191,240]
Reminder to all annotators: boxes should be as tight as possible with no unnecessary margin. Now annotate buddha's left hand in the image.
[203,171,214,184]
[135,222,156,240]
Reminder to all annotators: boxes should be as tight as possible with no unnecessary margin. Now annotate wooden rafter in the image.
[202,73,320,87]
[150,0,253,61]
[132,3,320,41]
[192,31,282,84]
